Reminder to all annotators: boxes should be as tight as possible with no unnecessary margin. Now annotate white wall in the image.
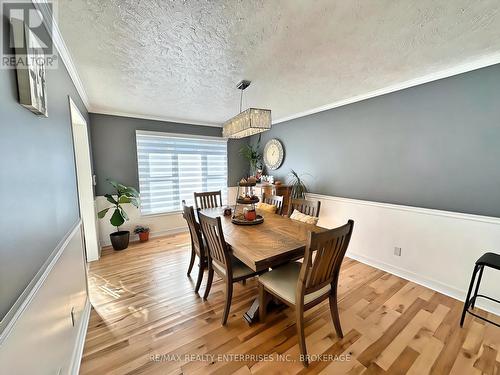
[95,188,499,316]
[96,196,187,247]
[309,193,500,315]
[96,188,239,247]
[0,222,90,375]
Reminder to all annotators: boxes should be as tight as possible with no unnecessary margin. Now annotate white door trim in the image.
[69,98,100,261]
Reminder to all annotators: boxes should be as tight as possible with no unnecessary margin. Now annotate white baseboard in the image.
[347,252,498,316]
[146,226,189,239]
[99,226,188,248]
[70,298,91,375]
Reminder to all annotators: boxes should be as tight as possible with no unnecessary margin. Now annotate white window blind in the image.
[136,131,228,215]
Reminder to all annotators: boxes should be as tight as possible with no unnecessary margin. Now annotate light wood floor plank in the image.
[80,232,500,374]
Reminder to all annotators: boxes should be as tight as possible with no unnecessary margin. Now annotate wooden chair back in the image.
[198,212,232,278]
[288,198,321,218]
[182,202,204,258]
[298,220,354,297]
[262,193,284,215]
[194,190,223,210]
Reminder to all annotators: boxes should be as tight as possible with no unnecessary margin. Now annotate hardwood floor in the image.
[80,233,500,374]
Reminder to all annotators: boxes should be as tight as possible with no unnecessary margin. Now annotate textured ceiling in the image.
[56,0,500,125]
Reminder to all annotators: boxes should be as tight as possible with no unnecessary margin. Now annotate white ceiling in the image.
[56,0,500,126]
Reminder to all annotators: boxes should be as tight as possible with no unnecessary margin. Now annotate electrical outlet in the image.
[394,247,402,256]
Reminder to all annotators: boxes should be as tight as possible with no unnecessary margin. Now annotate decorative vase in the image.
[110,230,130,250]
[244,208,257,221]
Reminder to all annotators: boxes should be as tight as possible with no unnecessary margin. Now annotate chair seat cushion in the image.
[290,209,319,225]
[212,256,255,279]
[257,202,277,213]
[259,262,330,305]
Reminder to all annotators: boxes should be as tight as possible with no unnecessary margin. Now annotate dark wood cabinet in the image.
[257,184,292,215]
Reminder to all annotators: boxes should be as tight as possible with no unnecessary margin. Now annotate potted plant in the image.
[97,180,140,251]
[288,169,309,199]
[134,226,150,242]
[239,136,262,177]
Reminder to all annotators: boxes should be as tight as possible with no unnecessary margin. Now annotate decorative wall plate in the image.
[263,139,284,170]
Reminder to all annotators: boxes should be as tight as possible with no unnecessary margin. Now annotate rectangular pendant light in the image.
[222,108,272,139]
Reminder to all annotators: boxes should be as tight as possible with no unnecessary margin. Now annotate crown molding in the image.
[273,52,500,125]
[90,109,223,127]
[32,0,90,110]
[96,51,500,128]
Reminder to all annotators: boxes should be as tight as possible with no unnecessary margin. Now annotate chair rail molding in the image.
[307,193,500,225]
[0,220,90,375]
[0,220,82,344]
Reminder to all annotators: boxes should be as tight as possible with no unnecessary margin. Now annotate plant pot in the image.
[110,231,130,250]
[138,231,149,242]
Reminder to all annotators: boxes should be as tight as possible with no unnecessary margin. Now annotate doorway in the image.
[69,97,100,262]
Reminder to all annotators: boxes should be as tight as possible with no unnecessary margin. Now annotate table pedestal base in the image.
[243,297,284,325]
[243,299,260,324]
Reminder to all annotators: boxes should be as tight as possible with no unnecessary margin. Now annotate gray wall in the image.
[89,113,247,195]
[0,14,88,321]
[251,64,500,218]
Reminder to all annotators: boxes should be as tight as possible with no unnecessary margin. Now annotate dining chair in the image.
[258,220,354,366]
[261,193,284,215]
[182,202,208,294]
[198,211,261,325]
[288,198,321,218]
[194,190,223,210]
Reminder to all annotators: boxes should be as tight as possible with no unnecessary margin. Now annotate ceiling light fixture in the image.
[222,80,271,139]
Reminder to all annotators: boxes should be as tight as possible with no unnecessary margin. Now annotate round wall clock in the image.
[263,139,284,170]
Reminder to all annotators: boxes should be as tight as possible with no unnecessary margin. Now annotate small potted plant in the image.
[288,169,309,199]
[239,135,262,177]
[134,226,150,242]
[97,180,140,251]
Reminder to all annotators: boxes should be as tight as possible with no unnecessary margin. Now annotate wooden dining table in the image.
[199,207,327,324]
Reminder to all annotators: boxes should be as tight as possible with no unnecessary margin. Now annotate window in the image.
[136,131,228,214]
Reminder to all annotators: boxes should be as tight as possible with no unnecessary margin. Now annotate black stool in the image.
[460,252,500,328]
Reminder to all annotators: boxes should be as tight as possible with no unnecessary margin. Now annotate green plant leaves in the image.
[239,144,262,162]
[104,180,140,227]
[123,186,139,198]
[118,195,131,204]
[119,206,129,221]
[288,169,308,199]
[107,180,119,190]
[110,208,125,227]
[104,194,117,205]
[107,179,139,198]
[239,141,262,175]
[97,207,110,219]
